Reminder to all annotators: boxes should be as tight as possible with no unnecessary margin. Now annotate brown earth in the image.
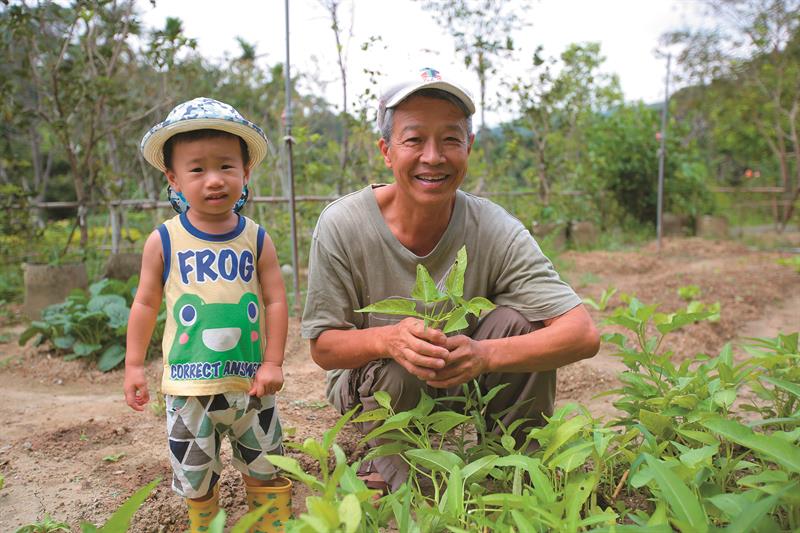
[0,236,797,531]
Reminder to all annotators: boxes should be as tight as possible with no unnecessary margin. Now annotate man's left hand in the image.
[426,335,489,388]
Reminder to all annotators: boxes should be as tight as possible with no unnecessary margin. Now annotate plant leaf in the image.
[98,345,126,372]
[442,306,469,333]
[444,245,467,298]
[702,417,800,473]
[644,454,708,532]
[405,449,463,472]
[411,264,446,304]
[339,493,362,533]
[96,478,160,532]
[355,298,422,317]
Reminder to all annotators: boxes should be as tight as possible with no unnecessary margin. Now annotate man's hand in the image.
[426,335,490,388]
[382,318,449,380]
[249,362,284,397]
[123,365,150,411]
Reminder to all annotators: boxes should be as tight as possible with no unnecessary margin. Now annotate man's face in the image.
[379,95,474,207]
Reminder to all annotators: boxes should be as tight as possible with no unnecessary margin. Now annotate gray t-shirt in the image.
[302,185,581,386]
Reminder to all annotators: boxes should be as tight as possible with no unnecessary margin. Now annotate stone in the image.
[102,253,142,281]
[569,221,598,248]
[22,263,88,320]
[662,213,692,237]
[696,215,729,240]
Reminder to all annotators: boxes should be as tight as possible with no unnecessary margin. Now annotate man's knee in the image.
[368,360,426,412]
[474,306,542,340]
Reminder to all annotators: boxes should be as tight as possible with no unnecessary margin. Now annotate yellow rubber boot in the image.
[186,485,220,533]
[245,476,293,533]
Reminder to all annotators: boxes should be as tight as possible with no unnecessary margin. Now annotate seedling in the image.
[355,246,495,333]
[14,515,71,533]
[583,286,617,311]
[103,453,125,463]
[677,284,701,301]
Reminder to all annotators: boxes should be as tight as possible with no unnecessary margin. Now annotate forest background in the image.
[1,0,799,311]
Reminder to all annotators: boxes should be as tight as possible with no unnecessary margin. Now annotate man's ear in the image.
[467,133,476,156]
[378,138,392,169]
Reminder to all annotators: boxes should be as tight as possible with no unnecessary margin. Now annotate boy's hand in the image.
[124,365,150,411]
[249,362,284,397]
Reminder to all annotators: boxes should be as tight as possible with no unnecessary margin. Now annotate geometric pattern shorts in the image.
[165,391,283,499]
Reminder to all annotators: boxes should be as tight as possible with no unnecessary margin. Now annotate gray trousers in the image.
[328,307,555,491]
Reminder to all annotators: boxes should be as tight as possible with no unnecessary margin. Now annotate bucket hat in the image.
[377,67,475,130]
[140,97,270,173]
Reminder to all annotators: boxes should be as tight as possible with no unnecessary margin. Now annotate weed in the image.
[777,255,800,273]
[103,453,125,463]
[14,515,70,533]
[583,286,617,311]
[677,284,701,301]
[149,391,166,418]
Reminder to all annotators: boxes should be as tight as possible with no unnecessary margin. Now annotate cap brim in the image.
[385,80,476,115]
[141,118,270,173]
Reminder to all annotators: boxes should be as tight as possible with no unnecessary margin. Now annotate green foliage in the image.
[583,286,617,311]
[79,478,160,533]
[265,406,389,532]
[18,277,165,371]
[14,516,71,533]
[355,246,495,334]
[586,102,715,226]
[778,256,800,273]
[677,284,701,301]
[75,293,800,530]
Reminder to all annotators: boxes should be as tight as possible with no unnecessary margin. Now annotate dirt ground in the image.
[0,236,798,531]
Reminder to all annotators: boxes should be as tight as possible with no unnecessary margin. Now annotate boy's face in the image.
[166,135,250,217]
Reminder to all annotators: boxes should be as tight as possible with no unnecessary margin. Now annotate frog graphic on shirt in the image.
[168,293,262,378]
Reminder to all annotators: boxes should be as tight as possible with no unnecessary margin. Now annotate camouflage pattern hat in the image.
[140,97,270,173]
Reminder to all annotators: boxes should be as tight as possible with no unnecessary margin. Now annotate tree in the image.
[505,43,622,206]
[416,0,529,131]
[664,0,800,229]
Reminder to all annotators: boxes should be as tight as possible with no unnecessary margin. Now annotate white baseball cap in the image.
[377,67,475,130]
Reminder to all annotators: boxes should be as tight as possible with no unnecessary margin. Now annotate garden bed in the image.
[0,237,798,531]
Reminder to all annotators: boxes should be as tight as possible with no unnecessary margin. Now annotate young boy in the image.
[124,97,291,533]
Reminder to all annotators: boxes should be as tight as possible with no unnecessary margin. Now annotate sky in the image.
[139,0,706,125]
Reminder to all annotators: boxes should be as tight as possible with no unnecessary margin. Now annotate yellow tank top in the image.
[158,213,267,395]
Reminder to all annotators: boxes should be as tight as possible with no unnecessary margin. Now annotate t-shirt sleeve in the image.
[491,228,581,322]
[301,227,363,339]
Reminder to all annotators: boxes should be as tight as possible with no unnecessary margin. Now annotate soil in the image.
[0,236,797,531]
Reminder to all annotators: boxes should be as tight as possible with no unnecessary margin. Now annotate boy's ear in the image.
[165,170,179,190]
[243,166,251,185]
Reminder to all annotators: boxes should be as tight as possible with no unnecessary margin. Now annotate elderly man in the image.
[301,67,599,491]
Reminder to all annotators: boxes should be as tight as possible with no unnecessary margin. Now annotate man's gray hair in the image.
[380,88,473,143]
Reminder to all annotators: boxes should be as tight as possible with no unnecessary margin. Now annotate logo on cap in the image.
[420,67,442,82]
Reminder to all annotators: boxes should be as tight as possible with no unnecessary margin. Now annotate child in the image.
[123,97,291,533]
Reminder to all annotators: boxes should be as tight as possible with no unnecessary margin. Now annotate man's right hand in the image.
[123,364,150,411]
[381,318,449,380]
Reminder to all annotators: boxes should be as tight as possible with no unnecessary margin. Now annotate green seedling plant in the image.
[777,255,800,273]
[740,333,800,426]
[677,284,701,301]
[355,246,495,333]
[14,515,71,533]
[18,277,166,371]
[353,388,622,531]
[265,406,390,532]
[582,286,617,312]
